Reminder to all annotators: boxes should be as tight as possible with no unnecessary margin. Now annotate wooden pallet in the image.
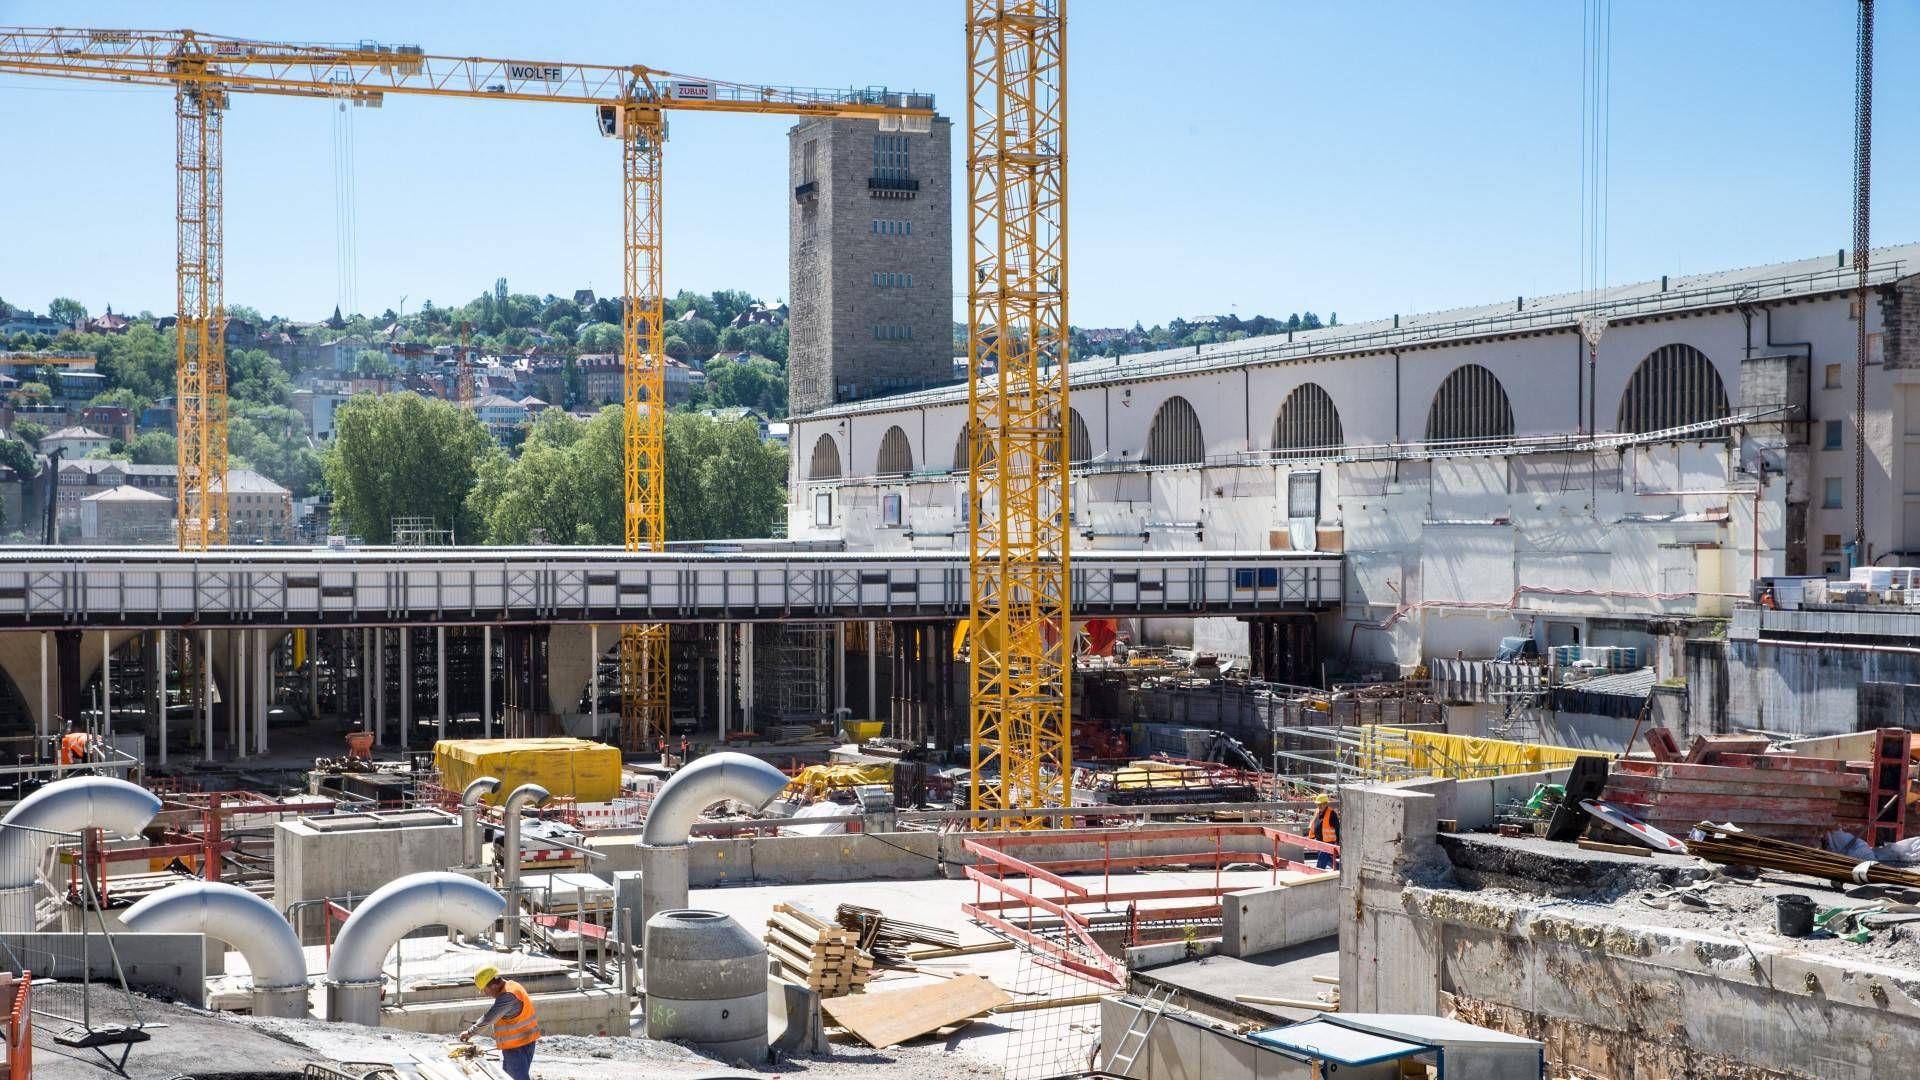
[767,903,872,997]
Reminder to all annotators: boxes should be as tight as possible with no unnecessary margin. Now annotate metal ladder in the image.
[1102,982,1177,1076]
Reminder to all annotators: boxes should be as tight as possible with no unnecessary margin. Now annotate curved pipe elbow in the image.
[641,752,789,847]
[502,783,550,817]
[460,777,502,807]
[0,777,161,891]
[327,872,504,988]
[122,881,308,992]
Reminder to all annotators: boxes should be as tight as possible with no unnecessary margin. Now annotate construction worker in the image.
[58,718,95,771]
[459,965,540,1080]
[1308,793,1340,869]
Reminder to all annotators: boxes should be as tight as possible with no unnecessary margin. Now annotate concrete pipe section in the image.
[499,782,549,950]
[0,776,162,932]
[459,776,501,868]
[644,909,769,1064]
[639,753,789,925]
[326,871,505,1026]
[121,881,311,1017]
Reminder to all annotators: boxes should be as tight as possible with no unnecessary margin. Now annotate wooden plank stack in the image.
[766,903,872,997]
[1600,735,1895,845]
[836,902,960,965]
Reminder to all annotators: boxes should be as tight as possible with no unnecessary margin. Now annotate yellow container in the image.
[434,738,623,805]
[846,721,885,743]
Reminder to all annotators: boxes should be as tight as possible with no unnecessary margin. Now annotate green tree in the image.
[13,421,47,447]
[702,355,788,417]
[468,408,622,544]
[354,350,395,379]
[664,316,717,360]
[575,323,622,353]
[89,386,150,416]
[325,393,495,542]
[47,297,87,327]
[127,431,176,466]
[229,347,293,405]
[16,382,50,403]
[664,412,786,540]
[0,439,36,479]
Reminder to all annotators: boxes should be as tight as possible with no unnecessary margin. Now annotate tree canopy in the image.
[324,393,496,543]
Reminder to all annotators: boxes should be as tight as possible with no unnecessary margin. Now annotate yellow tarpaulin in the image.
[783,762,894,802]
[1370,728,1612,779]
[434,738,623,805]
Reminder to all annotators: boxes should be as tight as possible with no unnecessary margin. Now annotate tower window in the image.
[872,134,910,182]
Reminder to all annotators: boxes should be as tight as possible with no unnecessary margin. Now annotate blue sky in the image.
[1,2,1913,329]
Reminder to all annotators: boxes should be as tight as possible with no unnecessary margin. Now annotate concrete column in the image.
[55,630,81,734]
[37,632,47,748]
[399,627,412,751]
[374,630,386,745]
[589,624,600,739]
[360,630,373,734]
[155,628,168,767]
[308,629,320,722]
[714,618,725,734]
[436,626,447,741]
[256,628,271,756]
[866,621,878,721]
[234,629,247,758]
[740,624,755,725]
[201,628,214,764]
[833,621,847,716]
[482,625,493,738]
[100,629,111,740]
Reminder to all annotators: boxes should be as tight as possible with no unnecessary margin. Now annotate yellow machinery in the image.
[965,1,1073,826]
[0,27,932,748]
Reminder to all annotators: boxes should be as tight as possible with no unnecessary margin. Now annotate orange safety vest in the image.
[59,732,90,766]
[492,980,540,1050]
[1309,806,1339,845]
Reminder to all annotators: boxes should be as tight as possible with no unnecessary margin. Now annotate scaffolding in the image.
[389,516,454,548]
[755,622,833,727]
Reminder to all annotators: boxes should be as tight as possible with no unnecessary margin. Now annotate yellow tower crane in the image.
[0,26,932,747]
[966,1,1072,827]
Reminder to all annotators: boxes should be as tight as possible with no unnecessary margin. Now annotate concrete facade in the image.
[273,814,464,942]
[788,115,953,416]
[788,247,1920,673]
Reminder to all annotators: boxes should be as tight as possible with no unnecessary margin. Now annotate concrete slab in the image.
[1134,938,1340,1026]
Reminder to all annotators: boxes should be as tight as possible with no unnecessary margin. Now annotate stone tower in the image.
[788,113,952,416]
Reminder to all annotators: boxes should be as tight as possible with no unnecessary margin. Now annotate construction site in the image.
[2,3,1919,1080]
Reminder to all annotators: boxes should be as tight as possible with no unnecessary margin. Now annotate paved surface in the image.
[34,998,326,1079]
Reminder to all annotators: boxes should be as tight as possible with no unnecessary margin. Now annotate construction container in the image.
[434,738,622,805]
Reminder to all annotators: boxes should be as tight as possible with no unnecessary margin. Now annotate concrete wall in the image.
[1218,874,1338,958]
[1340,777,1920,1078]
[1727,636,1920,737]
[588,824,1306,886]
[1,931,206,1003]
[1446,768,1570,832]
[1095,997,1349,1080]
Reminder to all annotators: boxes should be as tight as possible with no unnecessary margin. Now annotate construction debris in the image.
[836,903,959,965]
[1685,825,1920,889]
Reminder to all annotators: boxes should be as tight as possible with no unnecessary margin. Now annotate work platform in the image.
[0,548,1340,629]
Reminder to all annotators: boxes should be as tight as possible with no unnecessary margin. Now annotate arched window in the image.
[875,425,914,475]
[1425,364,1515,441]
[1146,396,1205,465]
[1068,408,1092,464]
[1617,344,1730,434]
[807,433,842,480]
[1272,383,1344,452]
[953,423,996,471]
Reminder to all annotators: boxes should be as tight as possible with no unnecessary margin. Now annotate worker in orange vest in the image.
[58,718,95,770]
[460,965,540,1080]
[1308,793,1340,869]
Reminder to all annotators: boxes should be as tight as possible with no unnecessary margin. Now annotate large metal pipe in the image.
[499,782,549,950]
[459,776,501,868]
[638,753,789,933]
[326,872,504,1026]
[0,776,161,931]
[641,752,788,847]
[122,880,309,1017]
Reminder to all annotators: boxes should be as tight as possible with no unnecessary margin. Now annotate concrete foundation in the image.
[274,813,464,942]
[1218,873,1338,958]
[1340,778,1920,1079]
[3,932,207,1004]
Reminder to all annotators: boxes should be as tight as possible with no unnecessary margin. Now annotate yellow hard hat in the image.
[1314,794,1331,805]
[474,965,501,989]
